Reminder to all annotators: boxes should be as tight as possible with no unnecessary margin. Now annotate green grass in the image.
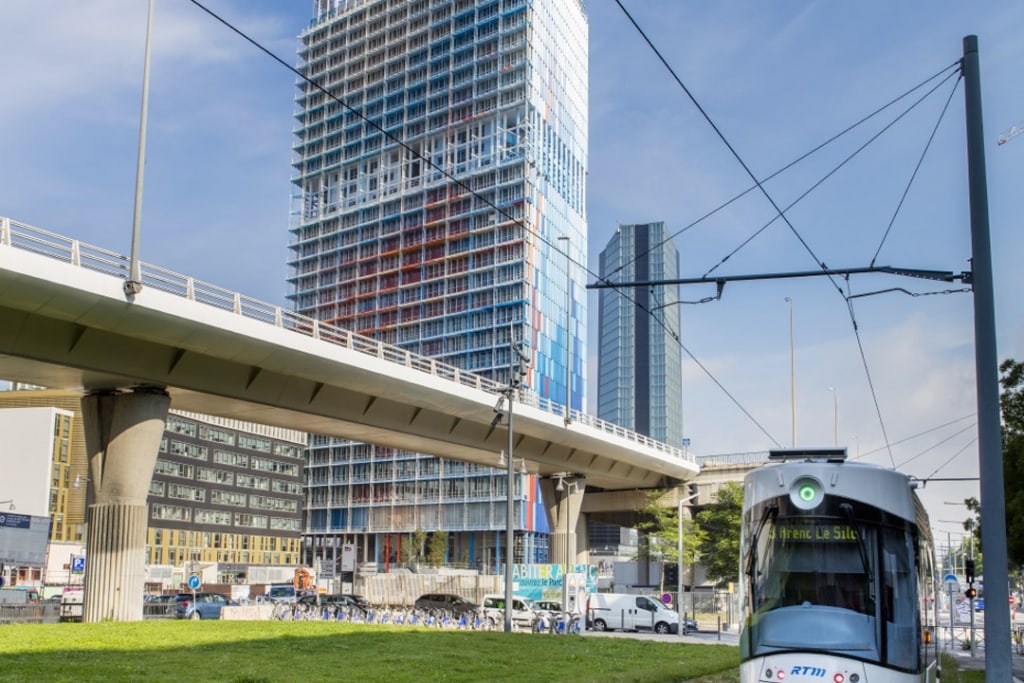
[0,622,740,683]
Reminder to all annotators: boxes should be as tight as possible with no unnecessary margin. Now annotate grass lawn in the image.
[0,621,740,683]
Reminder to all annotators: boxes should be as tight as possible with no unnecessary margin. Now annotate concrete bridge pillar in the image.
[540,475,586,569]
[80,387,169,622]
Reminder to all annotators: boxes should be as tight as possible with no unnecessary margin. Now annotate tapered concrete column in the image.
[540,475,585,569]
[81,387,169,622]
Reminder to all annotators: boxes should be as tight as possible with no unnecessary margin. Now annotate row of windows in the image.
[164,417,303,459]
[151,504,300,531]
[157,450,301,482]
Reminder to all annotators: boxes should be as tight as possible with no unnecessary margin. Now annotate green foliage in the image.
[634,490,703,591]
[694,482,743,588]
[426,530,448,567]
[402,529,427,565]
[1000,359,1024,567]
[0,621,740,683]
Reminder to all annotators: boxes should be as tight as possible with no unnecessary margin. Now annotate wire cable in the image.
[606,61,961,281]
[895,421,977,469]
[853,413,975,460]
[870,74,963,266]
[701,69,961,282]
[918,436,978,483]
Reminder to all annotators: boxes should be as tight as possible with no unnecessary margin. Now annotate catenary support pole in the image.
[962,34,1010,680]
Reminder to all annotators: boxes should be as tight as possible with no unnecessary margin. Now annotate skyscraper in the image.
[290,0,587,570]
[597,222,682,447]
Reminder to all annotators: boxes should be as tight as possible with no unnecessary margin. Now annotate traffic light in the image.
[965,586,977,600]
[664,563,679,587]
[965,558,976,583]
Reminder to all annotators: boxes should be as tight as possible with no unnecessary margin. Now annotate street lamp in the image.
[495,330,530,633]
[827,386,839,446]
[677,490,699,637]
[0,499,14,510]
[785,297,795,447]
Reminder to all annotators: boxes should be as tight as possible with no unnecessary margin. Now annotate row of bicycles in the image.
[269,602,583,634]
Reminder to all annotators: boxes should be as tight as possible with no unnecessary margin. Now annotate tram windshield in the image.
[744,507,921,671]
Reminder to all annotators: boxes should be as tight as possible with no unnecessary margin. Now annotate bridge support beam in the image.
[81,387,169,622]
[540,475,586,569]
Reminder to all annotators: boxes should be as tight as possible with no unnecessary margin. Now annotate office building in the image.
[597,222,682,447]
[290,0,588,569]
[0,389,306,588]
[593,222,682,559]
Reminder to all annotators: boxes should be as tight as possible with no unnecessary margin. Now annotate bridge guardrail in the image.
[0,216,693,464]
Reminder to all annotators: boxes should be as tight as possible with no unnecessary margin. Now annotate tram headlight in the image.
[790,476,824,510]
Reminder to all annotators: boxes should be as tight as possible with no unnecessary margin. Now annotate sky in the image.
[2,0,1023,541]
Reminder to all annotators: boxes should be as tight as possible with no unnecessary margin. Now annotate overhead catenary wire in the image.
[605,61,961,283]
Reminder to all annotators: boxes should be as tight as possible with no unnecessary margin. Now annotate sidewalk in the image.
[948,609,1024,681]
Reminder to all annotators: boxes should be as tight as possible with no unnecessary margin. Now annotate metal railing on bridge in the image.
[1,216,691,464]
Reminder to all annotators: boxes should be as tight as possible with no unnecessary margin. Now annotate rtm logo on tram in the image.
[790,666,827,677]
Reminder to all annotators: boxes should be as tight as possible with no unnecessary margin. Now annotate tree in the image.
[401,528,427,565]
[694,481,743,588]
[1000,359,1024,567]
[633,490,703,593]
[426,531,448,567]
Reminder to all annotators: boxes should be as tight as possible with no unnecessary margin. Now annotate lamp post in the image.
[0,499,14,510]
[827,386,838,446]
[499,330,530,633]
[785,297,795,446]
[124,0,154,297]
[677,491,699,637]
[558,236,571,425]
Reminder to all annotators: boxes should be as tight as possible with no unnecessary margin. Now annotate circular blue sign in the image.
[187,574,201,590]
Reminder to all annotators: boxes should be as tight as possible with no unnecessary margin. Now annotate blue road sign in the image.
[0,513,30,529]
[187,574,201,590]
[71,556,86,573]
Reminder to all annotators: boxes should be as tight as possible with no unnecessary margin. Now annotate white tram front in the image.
[740,448,937,683]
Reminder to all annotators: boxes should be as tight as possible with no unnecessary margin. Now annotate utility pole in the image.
[962,34,1011,679]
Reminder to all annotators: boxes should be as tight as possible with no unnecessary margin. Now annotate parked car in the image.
[297,594,367,614]
[339,593,370,610]
[175,592,236,620]
[480,594,537,630]
[535,600,562,614]
[265,584,297,604]
[413,593,479,616]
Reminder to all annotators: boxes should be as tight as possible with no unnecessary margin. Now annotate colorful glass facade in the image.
[290,0,588,569]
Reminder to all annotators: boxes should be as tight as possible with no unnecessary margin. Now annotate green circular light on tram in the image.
[790,476,824,509]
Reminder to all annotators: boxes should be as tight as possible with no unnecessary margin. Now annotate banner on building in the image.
[0,514,50,566]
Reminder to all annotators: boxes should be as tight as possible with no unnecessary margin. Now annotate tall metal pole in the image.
[962,34,1010,679]
[125,0,153,297]
[504,352,515,633]
[828,386,838,446]
[785,297,795,446]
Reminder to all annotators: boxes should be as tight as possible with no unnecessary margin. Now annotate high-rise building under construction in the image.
[289,0,587,570]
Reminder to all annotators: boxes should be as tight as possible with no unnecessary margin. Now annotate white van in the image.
[587,593,682,634]
[481,594,537,630]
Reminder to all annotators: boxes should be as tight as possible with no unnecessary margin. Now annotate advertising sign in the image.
[0,514,50,566]
[508,564,598,603]
[341,543,356,572]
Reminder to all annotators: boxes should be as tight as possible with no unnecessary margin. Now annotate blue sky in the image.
[2,0,1023,535]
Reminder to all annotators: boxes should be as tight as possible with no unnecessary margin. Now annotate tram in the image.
[740,448,938,682]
